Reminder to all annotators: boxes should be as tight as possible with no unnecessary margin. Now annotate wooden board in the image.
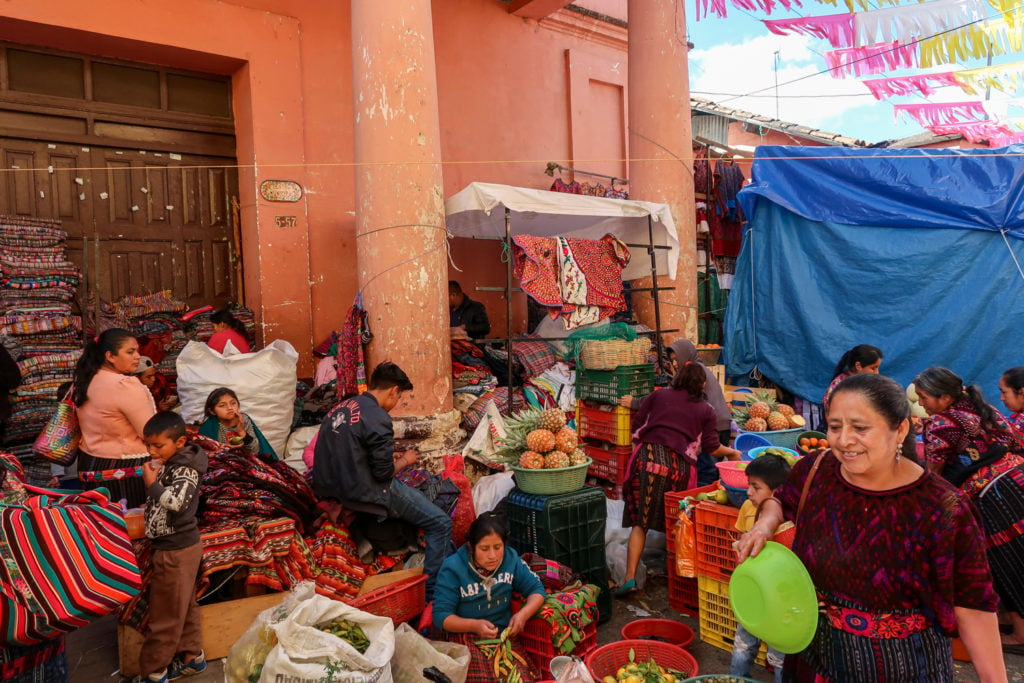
[355,566,423,596]
[118,591,287,676]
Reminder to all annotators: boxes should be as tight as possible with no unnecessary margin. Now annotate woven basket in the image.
[509,458,591,495]
[580,338,651,371]
[586,639,698,680]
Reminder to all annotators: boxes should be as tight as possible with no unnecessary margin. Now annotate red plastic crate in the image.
[664,484,718,555]
[583,440,631,484]
[695,501,741,581]
[349,574,426,625]
[576,401,633,446]
[667,572,700,616]
[519,617,598,672]
[587,476,624,500]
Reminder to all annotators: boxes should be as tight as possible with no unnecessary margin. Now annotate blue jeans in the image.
[387,479,453,601]
[730,624,784,683]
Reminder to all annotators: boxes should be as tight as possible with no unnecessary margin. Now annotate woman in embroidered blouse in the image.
[999,366,1024,434]
[618,362,741,595]
[737,373,1004,682]
[73,328,157,508]
[916,366,1024,655]
[821,344,883,414]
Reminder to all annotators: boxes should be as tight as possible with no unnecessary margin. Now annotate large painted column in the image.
[627,0,698,342]
[352,0,451,417]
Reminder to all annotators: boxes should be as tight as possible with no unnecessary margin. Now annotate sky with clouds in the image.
[685,3,1024,144]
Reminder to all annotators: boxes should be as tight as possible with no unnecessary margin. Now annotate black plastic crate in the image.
[576,364,655,405]
[505,486,612,622]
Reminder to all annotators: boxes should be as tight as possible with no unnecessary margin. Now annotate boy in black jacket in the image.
[137,412,209,683]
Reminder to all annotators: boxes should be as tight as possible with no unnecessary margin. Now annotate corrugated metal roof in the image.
[690,97,867,148]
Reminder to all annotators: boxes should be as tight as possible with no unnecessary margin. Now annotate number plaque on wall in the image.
[260,180,303,202]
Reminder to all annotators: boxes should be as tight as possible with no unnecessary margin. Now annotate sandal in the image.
[613,579,639,597]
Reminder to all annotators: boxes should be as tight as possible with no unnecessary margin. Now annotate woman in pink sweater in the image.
[72,328,156,507]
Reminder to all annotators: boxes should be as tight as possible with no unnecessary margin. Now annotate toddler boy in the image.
[137,412,209,682]
[730,454,794,683]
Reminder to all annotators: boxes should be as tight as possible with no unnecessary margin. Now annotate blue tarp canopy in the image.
[724,144,1024,404]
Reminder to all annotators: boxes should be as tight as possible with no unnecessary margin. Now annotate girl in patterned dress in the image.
[999,366,1024,434]
[916,366,1024,654]
[617,362,741,595]
[737,373,1005,682]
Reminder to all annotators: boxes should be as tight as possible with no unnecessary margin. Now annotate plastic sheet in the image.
[727,144,1024,404]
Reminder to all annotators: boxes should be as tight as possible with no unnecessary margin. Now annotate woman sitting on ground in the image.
[433,513,544,682]
[738,373,1005,681]
[208,308,251,354]
[198,387,278,462]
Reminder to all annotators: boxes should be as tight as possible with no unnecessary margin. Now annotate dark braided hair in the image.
[72,328,135,407]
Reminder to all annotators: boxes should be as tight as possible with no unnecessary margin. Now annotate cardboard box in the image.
[118,591,287,676]
[355,566,422,597]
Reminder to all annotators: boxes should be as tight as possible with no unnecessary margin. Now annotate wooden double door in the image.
[0,137,239,309]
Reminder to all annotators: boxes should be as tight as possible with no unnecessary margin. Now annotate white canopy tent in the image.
[444,182,681,281]
[444,182,682,400]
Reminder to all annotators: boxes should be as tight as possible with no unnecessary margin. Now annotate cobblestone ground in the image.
[68,574,1024,682]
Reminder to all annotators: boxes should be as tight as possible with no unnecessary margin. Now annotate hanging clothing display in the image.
[512,234,629,329]
[550,178,582,194]
[335,301,372,400]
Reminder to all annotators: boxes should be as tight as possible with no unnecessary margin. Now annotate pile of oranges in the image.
[798,436,829,451]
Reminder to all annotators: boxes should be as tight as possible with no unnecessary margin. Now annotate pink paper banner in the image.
[862,72,959,99]
[763,14,856,48]
[824,41,918,78]
[927,120,1015,143]
[697,0,804,20]
[895,101,989,126]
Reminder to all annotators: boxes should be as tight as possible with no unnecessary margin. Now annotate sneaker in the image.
[168,652,207,680]
[131,670,167,683]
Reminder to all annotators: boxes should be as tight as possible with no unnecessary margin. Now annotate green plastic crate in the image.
[576,364,656,405]
[506,486,612,622]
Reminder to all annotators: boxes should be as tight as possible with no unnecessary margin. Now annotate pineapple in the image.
[748,401,771,420]
[544,451,571,469]
[518,451,545,469]
[776,404,795,417]
[789,414,807,428]
[537,408,567,432]
[498,408,544,457]
[568,448,588,466]
[554,427,578,453]
[767,411,790,431]
[526,429,556,453]
[744,416,768,432]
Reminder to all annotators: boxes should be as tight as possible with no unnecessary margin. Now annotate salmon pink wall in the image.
[0,0,642,358]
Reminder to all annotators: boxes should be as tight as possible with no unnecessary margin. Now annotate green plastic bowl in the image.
[729,541,817,654]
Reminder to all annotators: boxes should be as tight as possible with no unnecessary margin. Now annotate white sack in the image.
[392,623,470,683]
[262,586,395,683]
[176,339,297,456]
[472,471,515,515]
[284,425,320,474]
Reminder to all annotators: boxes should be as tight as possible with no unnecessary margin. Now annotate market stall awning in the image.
[444,182,681,281]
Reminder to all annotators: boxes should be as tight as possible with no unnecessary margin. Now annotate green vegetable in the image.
[318,619,370,654]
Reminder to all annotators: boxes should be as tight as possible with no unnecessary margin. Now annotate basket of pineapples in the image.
[732,389,807,450]
[500,407,591,495]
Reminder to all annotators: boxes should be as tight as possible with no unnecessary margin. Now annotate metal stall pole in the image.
[505,207,514,414]
[647,215,666,373]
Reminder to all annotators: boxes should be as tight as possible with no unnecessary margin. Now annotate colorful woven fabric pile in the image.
[0,218,83,481]
[0,217,81,319]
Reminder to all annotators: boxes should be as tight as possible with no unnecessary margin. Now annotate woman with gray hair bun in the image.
[915,366,1024,655]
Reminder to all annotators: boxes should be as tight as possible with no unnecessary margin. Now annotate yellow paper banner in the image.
[954,61,1024,95]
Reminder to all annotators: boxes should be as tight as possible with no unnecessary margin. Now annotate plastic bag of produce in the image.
[225,582,395,683]
[555,657,595,683]
[225,583,313,683]
[391,623,470,683]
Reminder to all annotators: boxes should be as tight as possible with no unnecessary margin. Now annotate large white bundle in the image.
[176,339,297,456]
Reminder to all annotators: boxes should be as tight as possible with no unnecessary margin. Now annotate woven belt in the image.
[79,465,144,483]
[822,597,929,639]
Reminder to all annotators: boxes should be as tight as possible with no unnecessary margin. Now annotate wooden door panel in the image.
[182,239,206,300]
[100,158,140,226]
[3,149,38,216]
[209,239,233,300]
[104,241,175,299]
[48,154,85,229]
[180,167,201,227]
[143,163,173,226]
